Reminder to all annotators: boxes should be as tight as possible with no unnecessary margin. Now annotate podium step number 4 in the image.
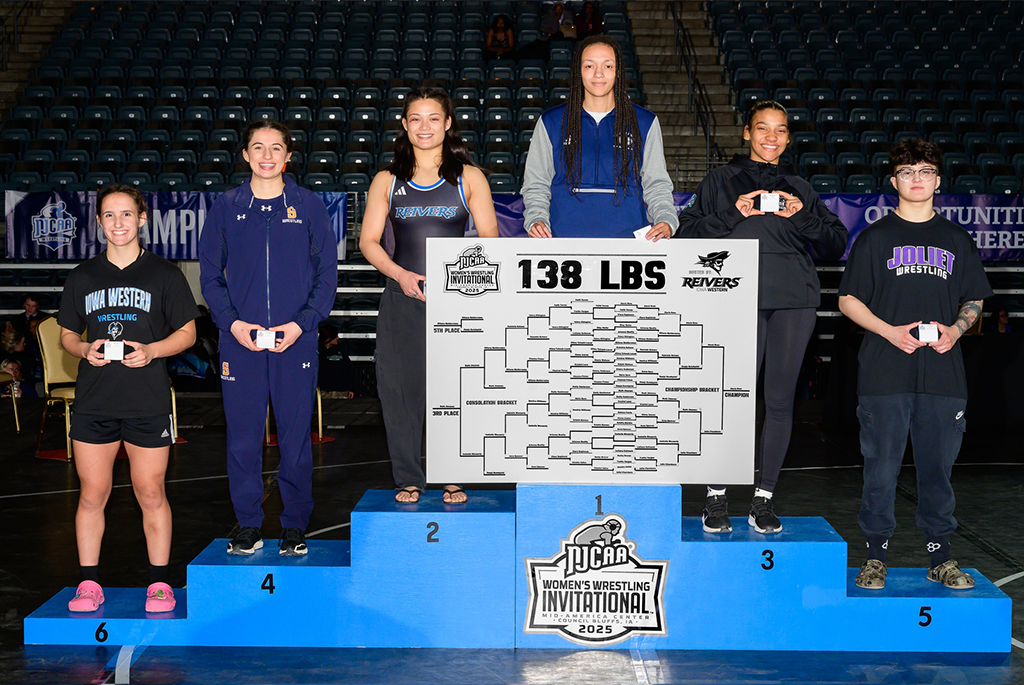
[25,486,1011,652]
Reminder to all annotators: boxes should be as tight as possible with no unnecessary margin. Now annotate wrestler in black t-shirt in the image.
[59,250,198,417]
[841,211,992,399]
[838,139,993,592]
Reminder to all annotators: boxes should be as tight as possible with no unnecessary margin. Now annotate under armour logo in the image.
[927,542,942,553]
[262,205,272,211]
[394,186,406,196]
[237,214,246,220]
[302,362,310,369]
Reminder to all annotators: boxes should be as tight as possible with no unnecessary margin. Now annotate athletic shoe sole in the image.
[279,546,308,556]
[702,520,732,534]
[748,515,783,534]
[227,539,264,555]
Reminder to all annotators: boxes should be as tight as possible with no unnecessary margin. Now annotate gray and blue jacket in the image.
[521,102,679,238]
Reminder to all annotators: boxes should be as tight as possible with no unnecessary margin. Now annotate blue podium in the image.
[25,486,1010,652]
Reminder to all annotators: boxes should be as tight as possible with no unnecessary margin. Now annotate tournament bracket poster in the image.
[425,238,758,485]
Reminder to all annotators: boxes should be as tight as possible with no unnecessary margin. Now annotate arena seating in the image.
[0,0,638,196]
[710,0,1024,195]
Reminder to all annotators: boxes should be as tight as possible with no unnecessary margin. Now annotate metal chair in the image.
[0,369,19,432]
[35,316,78,460]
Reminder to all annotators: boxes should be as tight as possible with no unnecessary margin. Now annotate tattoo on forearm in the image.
[954,300,983,336]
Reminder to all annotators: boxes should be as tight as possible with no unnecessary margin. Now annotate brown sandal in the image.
[394,486,423,503]
[442,485,468,504]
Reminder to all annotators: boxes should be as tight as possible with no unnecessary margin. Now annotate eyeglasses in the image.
[895,167,938,182]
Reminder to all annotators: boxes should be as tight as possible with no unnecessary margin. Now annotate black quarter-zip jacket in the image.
[677,154,850,310]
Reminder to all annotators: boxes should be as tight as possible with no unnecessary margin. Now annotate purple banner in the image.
[822,193,1024,261]
[493,192,1024,261]
[5,190,346,260]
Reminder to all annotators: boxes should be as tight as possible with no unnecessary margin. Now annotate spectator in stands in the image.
[58,184,198,615]
[540,2,576,39]
[522,35,677,240]
[10,293,47,340]
[0,358,37,398]
[1,323,37,383]
[678,100,849,535]
[199,120,337,558]
[839,139,992,591]
[575,2,603,40]
[990,308,1012,333]
[317,323,353,399]
[485,14,516,61]
[359,87,498,504]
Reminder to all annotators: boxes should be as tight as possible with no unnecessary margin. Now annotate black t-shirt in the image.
[838,211,993,398]
[58,250,199,417]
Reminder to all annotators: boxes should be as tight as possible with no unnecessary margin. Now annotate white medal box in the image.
[103,340,124,361]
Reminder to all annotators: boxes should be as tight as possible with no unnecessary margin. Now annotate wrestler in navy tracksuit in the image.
[199,175,337,530]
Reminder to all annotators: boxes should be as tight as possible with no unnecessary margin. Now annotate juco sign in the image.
[524,514,668,645]
[6,189,347,260]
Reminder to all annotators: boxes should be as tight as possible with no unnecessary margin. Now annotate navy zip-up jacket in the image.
[198,175,338,340]
[678,155,849,310]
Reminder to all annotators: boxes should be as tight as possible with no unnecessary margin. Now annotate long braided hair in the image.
[562,35,642,199]
[387,87,476,186]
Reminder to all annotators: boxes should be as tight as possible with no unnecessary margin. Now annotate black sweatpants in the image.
[712,307,816,494]
[857,393,966,550]
[375,279,427,491]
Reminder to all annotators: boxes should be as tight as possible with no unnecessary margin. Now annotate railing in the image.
[0,1,30,72]
[668,1,724,175]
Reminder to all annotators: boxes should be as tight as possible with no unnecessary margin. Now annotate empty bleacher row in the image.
[710,0,1024,194]
[0,0,639,195]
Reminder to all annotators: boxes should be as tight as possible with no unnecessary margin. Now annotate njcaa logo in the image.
[31,201,78,250]
[524,514,668,645]
[444,244,499,297]
[684,250,742,292]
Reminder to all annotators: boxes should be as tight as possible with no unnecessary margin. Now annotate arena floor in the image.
[2,395,1022,684]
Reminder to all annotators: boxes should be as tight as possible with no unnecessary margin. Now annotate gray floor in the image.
[2,396,1023,684]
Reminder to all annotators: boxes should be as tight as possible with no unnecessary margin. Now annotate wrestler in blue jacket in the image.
[199,120,337,557]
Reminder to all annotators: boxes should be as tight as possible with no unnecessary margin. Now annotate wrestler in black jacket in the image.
[677,154,849,309]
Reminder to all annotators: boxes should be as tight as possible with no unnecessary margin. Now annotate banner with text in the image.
[490,193,1024,261]
[6,190,347,260]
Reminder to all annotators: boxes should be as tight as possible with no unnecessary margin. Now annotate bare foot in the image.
[395,487,422,503]
[442,485,468,504]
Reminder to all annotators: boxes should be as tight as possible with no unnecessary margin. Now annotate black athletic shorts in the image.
[69,413,175,448]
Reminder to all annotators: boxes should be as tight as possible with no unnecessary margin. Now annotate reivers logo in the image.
[696,250,730,274]
[524,514,668,645]
[684,250,742,292]
[31,201,77,250]
[444,244,499,297]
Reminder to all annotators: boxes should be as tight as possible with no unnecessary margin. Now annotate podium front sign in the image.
[426,238,758,485]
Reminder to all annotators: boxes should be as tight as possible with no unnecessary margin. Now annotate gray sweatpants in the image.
[375,279,427,491]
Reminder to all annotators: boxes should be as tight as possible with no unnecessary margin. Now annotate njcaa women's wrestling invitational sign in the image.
[524,514,668,645]
[425,237,759,486]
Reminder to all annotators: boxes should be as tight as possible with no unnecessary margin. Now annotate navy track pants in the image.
[221,335,318,530]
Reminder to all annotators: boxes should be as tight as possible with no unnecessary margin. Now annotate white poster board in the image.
[425,238,758,485]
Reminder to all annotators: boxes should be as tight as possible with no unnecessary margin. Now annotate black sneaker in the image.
[279,527,308,556]
[702,494,732,533]
[227,527,263,555]
[748,496,782,534]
